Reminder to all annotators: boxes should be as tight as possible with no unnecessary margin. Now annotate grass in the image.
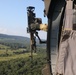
[0,47,37,61]
[0,53,37,61]
[0,44,46,62]
[0,44,10,49]
[0,50,12,54]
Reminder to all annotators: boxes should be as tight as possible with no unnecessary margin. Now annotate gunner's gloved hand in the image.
[40,24,48,31]
[30,23,48,31]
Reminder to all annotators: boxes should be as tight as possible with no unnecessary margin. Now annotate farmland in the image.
[0,34,46,75]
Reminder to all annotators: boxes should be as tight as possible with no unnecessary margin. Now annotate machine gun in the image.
[27,6,47,57]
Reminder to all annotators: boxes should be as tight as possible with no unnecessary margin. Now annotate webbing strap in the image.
[64,0,73,30]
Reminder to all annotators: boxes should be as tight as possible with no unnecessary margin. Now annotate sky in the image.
[0,0,47,39]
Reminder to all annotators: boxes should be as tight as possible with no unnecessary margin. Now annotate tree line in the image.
[0,42,26,50]
[0,55,47,75]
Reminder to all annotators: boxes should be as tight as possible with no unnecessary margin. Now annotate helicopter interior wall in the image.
[74,0,76,4]
[47,0,65,18]
[46,0,76,74]
[44,0,51,15]
[73,4,76,30]
[47,0,66,74]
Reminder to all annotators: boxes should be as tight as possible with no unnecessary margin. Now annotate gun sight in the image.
[27,6,35,12]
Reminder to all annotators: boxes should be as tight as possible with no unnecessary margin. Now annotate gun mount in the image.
[27,6,42,32]
[27,6,47,55]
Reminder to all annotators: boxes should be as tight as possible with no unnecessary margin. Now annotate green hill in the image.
[0,34,31,49]
[0,33,30,44]
[0,34,47,75]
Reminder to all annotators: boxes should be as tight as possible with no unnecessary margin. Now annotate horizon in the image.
[0,0,47,39]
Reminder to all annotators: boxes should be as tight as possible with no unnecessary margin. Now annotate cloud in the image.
[0,27,29,37]
[0,28,8,34]
[0,27,47,39]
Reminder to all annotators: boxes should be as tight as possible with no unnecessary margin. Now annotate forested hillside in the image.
[0,34,31,51]
[0,54,46,75]
[0,34,47,75]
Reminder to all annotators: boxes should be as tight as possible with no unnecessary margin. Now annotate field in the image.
[0,45,37,61]
[0,44,47,75]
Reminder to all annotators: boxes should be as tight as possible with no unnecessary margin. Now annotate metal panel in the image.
[64,1,73,30]
[44,0,51,15]
[49,0,65,74]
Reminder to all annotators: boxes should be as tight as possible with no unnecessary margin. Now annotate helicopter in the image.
[27,0,76,75]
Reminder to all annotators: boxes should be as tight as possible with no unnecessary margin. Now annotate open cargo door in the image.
[43,0,76,75]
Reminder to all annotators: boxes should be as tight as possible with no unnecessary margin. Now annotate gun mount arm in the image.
[27,6,47,55]
[35,32,47,44]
